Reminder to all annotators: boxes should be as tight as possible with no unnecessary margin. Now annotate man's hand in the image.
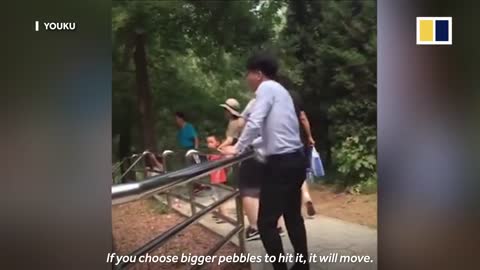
[218,145,238,156]
[308,136,316,146]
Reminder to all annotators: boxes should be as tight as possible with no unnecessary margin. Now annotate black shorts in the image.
[238,158,265,197]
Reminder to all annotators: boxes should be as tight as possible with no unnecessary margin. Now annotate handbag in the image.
[311,147,325,177]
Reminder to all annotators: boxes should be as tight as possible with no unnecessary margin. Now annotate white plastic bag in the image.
[311,147,325,177]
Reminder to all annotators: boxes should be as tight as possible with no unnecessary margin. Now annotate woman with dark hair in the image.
[277,75,318,218]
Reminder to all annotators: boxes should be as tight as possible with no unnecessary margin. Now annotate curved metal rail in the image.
[112,153,141,174]
[111,149,254,270]
[112,150,253,205]
[113,150,175,183]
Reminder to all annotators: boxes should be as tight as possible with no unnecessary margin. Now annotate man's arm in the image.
[235,85,273,153]
[300,111,315,145]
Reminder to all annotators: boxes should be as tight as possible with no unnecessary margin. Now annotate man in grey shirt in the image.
[221,53,309,270]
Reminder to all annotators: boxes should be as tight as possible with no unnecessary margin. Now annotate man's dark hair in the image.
[175,111,186,120]
[246,52,279,79]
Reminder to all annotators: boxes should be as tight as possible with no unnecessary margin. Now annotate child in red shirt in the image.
[206,135,227,223]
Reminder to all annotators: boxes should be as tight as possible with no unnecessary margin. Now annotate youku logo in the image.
[35,21,76,32]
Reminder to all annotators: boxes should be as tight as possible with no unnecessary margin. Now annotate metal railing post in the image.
[185,150,200,216]
[188,182,196,215]
[161,150,174,172]
[142,153,148,179]
[118,150,150,181]
[112,150,256,270]
[235,193,246,253]
[231,163,246,254]
[162,150,175,208]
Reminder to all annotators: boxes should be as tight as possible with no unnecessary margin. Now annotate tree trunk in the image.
[119,130,135,182]
[133,31,157,154]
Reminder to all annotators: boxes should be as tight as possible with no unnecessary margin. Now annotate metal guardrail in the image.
[117,150,150,181]
[111,149,255,270]
[112,154,137,174]
[112,150,253,205]
[113,150,175,183]
[161,150,174,172]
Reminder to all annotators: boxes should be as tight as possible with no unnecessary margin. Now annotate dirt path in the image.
[170,187,377,270]
[308,184,377,228]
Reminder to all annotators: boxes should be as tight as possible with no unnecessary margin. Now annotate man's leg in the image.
[258,163,288,270]
[283,168,309,270]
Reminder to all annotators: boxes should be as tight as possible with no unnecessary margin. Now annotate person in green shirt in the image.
[175,111,207,194]
[175,111,199,150]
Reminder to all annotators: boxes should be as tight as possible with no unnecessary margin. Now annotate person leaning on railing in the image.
[220,52,310,270]
[218,97,285,241]
[218,98,244,149]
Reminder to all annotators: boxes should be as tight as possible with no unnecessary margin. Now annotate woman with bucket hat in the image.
[219,98,285,241]
[218,98,245,149]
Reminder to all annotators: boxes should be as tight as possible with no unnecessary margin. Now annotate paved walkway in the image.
[156,187,377,270]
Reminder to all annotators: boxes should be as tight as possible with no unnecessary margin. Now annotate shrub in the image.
[332,134,377,190]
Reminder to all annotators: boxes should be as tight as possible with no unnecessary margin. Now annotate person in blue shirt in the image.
[175,111,208,194]
[175,112,199,150]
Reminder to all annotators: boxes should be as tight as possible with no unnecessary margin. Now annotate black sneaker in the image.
[305,201,316,218]
[245,227,260,241]
[277,227,286,237]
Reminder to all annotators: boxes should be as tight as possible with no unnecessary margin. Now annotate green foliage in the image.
[112,0,377,191]
[352,178,377,195]
[112,0,272,157]
[332,134,377,188]
[280,0,377,189]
